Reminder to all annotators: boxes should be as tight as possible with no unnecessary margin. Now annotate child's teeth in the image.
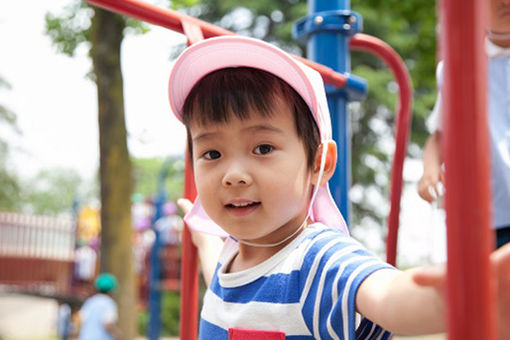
[234,202,250,207]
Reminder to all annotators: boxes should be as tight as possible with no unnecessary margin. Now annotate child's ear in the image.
[311,140,337,186]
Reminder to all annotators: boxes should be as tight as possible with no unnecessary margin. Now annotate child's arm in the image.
[177,199,224,286]
[417,131,444,203]
[357,243,510,337]
[356,267,445,335]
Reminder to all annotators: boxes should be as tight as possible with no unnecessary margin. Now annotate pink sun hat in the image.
[168,35,348,237]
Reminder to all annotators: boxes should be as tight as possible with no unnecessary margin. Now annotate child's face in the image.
[189,99,314,243]
[489,0,510,34]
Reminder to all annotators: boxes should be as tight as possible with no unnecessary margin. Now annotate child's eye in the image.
[253,144,274,155]
[203,150,221,160]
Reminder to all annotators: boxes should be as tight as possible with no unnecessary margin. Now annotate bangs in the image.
[182,67,284,127]
[182,66,320,168]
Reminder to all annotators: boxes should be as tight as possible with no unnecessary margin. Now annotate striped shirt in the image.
[199,223,394,339]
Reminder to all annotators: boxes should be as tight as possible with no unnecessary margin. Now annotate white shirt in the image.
[428,40,510,228]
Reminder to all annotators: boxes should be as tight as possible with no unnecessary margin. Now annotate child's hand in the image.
[412,245,510,340]
[177,198,193,215]
[177,198,209,249]
[177,198,224,286]
[417,168,444,204]
[492,243,510,340]
[412,264,446,301]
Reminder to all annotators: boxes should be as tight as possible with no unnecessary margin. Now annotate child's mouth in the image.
[225,201,261,217]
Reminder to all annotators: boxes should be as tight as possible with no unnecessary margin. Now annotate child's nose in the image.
[222,165,252,187]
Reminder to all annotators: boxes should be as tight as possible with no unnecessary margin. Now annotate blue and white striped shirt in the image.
[199,223,394,339]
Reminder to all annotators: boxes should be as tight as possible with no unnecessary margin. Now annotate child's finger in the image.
[412,265,446,287]
[418,179,435,203]
[492,243,510,284]
[428,184,439,201]
[436,181,445,197]
[177,198,193,215]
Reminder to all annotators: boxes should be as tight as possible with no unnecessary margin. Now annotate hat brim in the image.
[168,36,320,127]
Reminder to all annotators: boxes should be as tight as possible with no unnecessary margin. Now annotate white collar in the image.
[486,38,510,58]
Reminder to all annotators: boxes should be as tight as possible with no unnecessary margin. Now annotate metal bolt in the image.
[343,23,351,30]
[314,16,324,25]
[348,16,356,25]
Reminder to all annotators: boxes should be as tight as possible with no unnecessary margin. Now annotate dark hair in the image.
[182,67,320,168]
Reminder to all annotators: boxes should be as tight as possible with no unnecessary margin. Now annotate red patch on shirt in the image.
[228,328,286,339]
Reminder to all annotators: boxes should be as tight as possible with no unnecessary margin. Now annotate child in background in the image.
[418,0,510,248]
[77,273,119,340]
[170,35,510,339]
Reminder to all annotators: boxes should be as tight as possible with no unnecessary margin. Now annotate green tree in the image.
[45,2,143,337]
[45,1,197,337]
[0,76,21,211]
[22,168,82,214]
[177,0,437,233]
[132,156,185,201]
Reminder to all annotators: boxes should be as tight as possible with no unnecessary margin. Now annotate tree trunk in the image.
[91,8,136,340]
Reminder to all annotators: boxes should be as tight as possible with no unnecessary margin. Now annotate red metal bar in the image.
[442,0,496,339]
[84,0,347,89]
[350,34,413,266]
[180,152,199,340]
[86,0,232,37]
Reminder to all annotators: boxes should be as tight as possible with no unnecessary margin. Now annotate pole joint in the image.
[293,10,362,43]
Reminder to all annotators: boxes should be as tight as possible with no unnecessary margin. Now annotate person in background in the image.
[77,273,119,340]
[418,0,510,248]
[56,302,71,340]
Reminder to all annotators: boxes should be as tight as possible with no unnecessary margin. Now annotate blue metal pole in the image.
[311,0,350,225]
[295,0,361,226]
[147,160,171,340]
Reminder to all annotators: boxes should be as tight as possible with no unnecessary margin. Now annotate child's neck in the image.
[227,221,309,273]
[227,245,285,273]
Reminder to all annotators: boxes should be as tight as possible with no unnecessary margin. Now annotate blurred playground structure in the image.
[0,200,183,307]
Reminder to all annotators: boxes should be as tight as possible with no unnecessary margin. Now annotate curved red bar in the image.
[85,0,347,89]
[350,34,413,266]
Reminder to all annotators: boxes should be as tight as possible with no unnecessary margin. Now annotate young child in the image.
[77,273,119,340]
[170,35,510,339]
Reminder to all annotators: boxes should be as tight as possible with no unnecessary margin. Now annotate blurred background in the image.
[0,0,445,339]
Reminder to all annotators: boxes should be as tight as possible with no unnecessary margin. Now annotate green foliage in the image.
[21,168,86,215]
[0,76,21,211]
[138,291,181,336]
[348,0,438,226]
[132,156,185,202]
[45,0,149,59]
[45,1,93,57]
[0,165,21,211]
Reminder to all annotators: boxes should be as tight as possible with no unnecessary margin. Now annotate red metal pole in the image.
[180,152,199,340]
[442,0,496,339]
[85,0,233,37]
[350,34,413,266]
[84,0,348,89]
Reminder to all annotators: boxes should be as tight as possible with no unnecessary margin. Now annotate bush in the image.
[138,291,181,336]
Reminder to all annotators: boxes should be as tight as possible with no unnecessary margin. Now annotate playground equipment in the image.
[85,0,496,339]
[0,208,181,310]
[83,0,409,338]
[0,212,76,298]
